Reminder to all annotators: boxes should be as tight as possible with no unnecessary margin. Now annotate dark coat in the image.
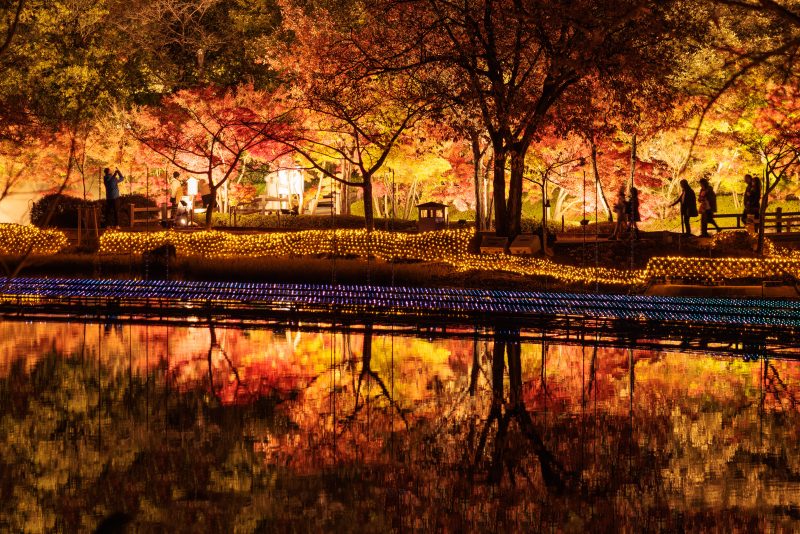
[680,188,698,217]
[628,195,641,222]
[744,181,761,215]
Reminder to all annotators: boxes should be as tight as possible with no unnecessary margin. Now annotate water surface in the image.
[0,320,797,532]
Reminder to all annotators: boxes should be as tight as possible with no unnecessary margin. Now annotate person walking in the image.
[698,178,720,237]
[670,179,698,236]
[628,187,641,240]
[743,173,761,226]
[609,186,628,240]
[103,167,124,228]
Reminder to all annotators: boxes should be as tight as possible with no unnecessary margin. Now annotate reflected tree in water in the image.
[470,329,571,490]
[0,321,799,530]
[351,324,409,428]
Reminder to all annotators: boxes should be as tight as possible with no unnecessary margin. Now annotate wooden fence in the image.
[714,208,800,233]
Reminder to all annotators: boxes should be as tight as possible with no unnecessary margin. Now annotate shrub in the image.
[31,194,157,228]
[30,194,90,228]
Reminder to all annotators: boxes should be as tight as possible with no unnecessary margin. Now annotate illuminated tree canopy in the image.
[0,0,797,234]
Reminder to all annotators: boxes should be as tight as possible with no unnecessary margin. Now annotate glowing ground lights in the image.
[0,225,67,255]
[99,228,800,287]
[0,277,798,328]
[3,224,800,288]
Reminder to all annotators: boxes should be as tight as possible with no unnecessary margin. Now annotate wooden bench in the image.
[128,205,164,228]
[480,235,508,254]
[509,234,541,255]
[231,195,293,226]
[313,195,335,215]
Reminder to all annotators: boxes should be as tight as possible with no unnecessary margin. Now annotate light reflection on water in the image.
[0,319,798,532]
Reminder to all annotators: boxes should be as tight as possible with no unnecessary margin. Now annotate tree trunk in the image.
[483,153,492,230]
[74,131,89,202]
[757,169,771,256]
[205,184,217,228]
[507,148,526,239]
[507,341,522,407]
[65,134,77,196]
[311,173,324,215]
[590,141,612,222]
[471,133,483,232]
[373,192,384,218]
[628,131,637,190]
[221,179,228,214]
[553,186,570,223]
[757,186,767,256]
[362,176,375,231]
[341,158,350,216]
[541,180,548,250]
[404,177,418,220]
[492,146,508,236]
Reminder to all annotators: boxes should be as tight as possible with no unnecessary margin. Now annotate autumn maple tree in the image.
[272,2,441,231]
[132,85,296,227]
[733,81,800,252]
[353,0,698,237]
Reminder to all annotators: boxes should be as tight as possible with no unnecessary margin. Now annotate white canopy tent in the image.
[264,168,304,213]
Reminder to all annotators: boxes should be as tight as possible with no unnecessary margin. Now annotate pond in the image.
[0,319,798,532]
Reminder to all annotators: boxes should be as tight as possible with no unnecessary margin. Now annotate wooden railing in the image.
[714,208,800,233]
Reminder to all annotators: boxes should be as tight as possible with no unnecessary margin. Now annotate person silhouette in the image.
[103,167,124,228]
[670,179,698,236]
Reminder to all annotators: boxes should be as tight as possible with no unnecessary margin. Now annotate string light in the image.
[97,228,800,287]
[0,219,795,288]
[0,224,67,255]
[99,228,474,264]
[1,276,799,327]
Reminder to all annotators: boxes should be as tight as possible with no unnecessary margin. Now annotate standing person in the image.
[670,179,698,236]
[169,172,182,206]
[199,178,214,217]
[628,187,641,240]
[103,167,124,228]
[743,173,761,226]
[609,186,628,240]
[698,178,720,237]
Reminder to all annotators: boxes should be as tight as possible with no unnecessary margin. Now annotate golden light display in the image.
[99,228,473,263]
[98,228,635,286]
[0,224,67,255]
[63,227,800,288]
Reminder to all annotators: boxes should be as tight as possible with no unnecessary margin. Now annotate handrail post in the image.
[130,204,135,229]
[776,207,783,233]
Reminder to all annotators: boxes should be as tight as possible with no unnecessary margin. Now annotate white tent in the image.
[264,168,304,213]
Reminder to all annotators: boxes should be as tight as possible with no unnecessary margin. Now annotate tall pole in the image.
[582,170,586,268]
[595,166,599,292]
[391,169,396,223]
[542,174,547,255]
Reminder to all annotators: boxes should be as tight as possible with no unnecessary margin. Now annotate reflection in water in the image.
[0,319,798,531]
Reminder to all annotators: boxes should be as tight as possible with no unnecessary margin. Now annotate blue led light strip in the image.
[0,277,798,327]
